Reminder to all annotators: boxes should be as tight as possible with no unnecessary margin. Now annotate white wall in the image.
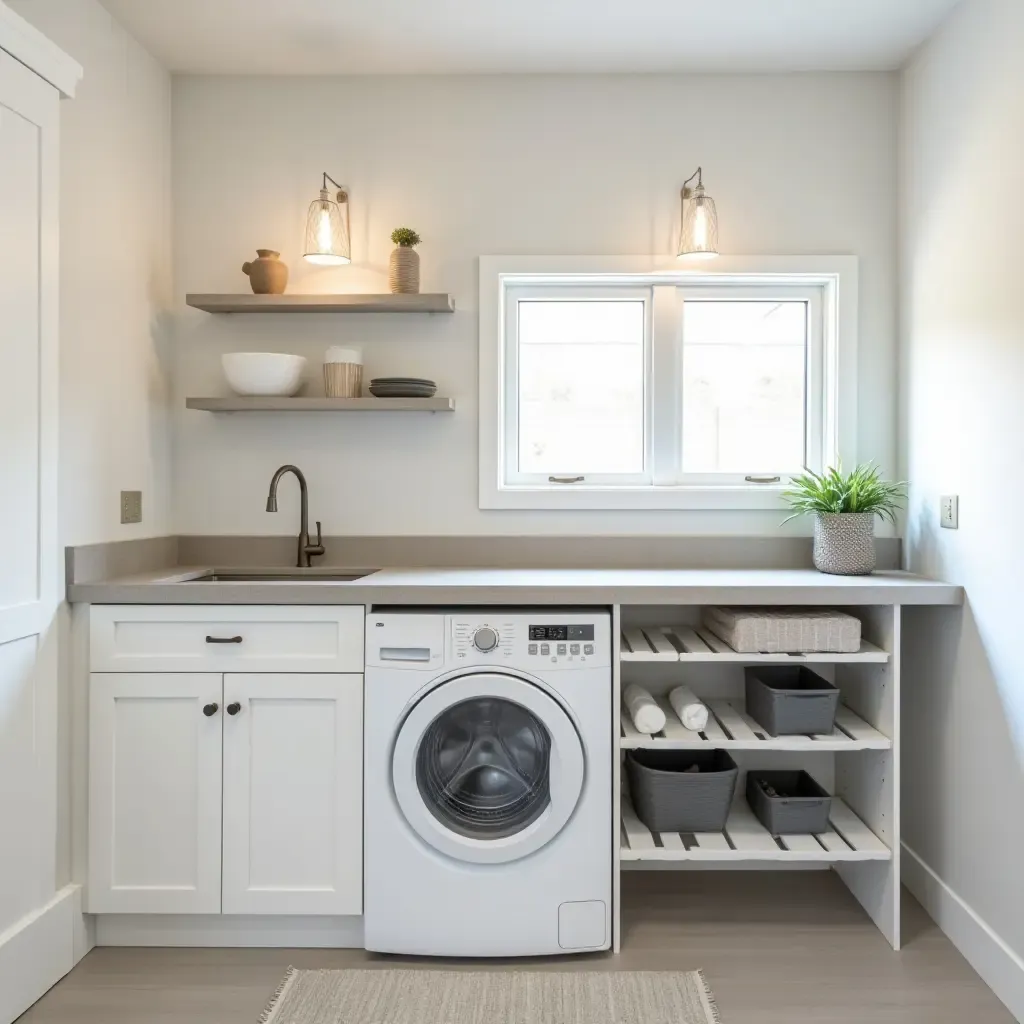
[10,0,173,546]
[172,73,898,536]
[900,0,1024,1016]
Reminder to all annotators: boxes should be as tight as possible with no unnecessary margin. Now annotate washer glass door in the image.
[392,672,585,864]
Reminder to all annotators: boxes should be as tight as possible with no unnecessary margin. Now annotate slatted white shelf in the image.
[620,625,888,663]
[620,697,890,751]
[620,794,890,863]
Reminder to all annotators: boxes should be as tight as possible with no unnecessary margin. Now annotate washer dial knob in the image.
[472,626,499,652]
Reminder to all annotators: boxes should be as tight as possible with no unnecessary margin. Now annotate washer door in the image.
[392,672,585,864]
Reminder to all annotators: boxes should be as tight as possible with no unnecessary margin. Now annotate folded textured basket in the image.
[702,607,861,654]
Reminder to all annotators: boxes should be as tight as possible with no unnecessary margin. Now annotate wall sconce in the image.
[677,167,719,259]
[303,173,350,265]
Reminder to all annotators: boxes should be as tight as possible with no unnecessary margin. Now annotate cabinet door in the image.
[222,674,362,915]
[88,673,223,914]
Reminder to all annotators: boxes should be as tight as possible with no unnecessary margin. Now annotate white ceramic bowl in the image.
[222,353,306,396]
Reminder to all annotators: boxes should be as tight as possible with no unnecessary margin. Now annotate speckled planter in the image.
[813,513,876,575]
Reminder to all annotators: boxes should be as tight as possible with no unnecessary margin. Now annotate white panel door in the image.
[222,674,362,916]
[0,45,59,941]
[88,674,223,914]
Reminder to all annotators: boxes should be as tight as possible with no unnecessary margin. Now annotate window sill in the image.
[479,483,790,512]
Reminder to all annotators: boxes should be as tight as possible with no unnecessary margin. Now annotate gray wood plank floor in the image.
[18,873,1015,1023]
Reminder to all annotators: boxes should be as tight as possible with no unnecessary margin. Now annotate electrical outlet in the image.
[121,490,142,525]
[940,495,959,530]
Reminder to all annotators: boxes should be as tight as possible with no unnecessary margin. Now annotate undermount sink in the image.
[189,570,374,583]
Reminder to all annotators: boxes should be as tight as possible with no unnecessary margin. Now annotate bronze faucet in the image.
[266,465,325,568]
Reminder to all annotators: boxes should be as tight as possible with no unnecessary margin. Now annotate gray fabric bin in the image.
[625,749,738,833]
[746,770,832,835]
[744,665,839,736]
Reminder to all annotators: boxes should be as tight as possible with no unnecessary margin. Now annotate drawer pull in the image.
[203,703,219,717]
[226,702,242,716]
[206,635,243,644]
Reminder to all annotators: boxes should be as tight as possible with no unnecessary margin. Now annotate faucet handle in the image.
[306,520,326,560]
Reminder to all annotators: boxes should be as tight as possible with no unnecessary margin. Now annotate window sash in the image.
[671,283,825,486]
[502,281,825,489]
[503,285,653,486]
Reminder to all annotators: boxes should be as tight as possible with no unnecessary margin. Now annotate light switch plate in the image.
[121,490,142,525]
[940,495,958,529]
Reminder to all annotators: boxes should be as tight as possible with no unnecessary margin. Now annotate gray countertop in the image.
[67,565,963,606]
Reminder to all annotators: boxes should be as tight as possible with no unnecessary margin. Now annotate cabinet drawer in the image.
[90,606,364,673]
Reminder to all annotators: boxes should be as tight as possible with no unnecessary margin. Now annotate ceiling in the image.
[100,0,961,75]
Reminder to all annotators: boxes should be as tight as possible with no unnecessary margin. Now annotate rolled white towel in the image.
[623,684,666,735]
[669,685,709,733]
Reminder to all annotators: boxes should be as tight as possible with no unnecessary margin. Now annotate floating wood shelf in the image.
[186,293,455,314]
[186,397,455,413]
[620,698,890,752]
[621,625,889,663]
[620,794,890,863]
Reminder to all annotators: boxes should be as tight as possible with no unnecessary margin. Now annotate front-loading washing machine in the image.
[364,610,612,957]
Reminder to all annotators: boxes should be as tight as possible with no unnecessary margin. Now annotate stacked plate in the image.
[368,377,437,398]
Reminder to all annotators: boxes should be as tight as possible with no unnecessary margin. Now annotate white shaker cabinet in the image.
[88,673,224,914]
[87,606,365,918]
[221,673,363,916]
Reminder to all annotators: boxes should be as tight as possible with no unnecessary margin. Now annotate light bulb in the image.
[317,208,333,252]
[692,204,708,249]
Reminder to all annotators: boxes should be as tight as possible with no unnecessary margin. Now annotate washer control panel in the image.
[450,615,609,668]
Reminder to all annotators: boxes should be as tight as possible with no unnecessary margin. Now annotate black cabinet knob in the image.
[203,702,219,717]
[227,702,242,716]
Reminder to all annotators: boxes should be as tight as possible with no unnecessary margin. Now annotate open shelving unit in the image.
[186,293,455,314]
[614,603,901,953]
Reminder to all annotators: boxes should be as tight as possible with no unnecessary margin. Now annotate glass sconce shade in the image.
[304,178,350,265]
[678,169,719,259]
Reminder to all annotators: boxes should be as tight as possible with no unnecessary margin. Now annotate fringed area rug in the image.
[261,968,720,1024]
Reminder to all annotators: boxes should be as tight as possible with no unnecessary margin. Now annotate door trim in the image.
[391,670,585,865]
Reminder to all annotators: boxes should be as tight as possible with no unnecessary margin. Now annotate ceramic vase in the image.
[242,249,289,295]
[813,512,876,575]
[388,246,420,294]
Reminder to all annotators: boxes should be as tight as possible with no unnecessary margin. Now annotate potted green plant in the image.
[782,464,905,575]
[389,227,421,295]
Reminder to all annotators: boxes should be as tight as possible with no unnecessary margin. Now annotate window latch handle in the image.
[548,475,585,484]
[745,475,782,484]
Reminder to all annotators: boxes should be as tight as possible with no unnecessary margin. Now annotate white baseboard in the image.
[903,843,1024,1021]
[0,884,87,1024]
[95,914,364,948]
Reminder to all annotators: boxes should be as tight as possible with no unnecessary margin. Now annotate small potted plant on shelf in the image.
[782,463,905,576]
[389,227,421,295]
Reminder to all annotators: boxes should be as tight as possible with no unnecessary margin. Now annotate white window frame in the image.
[479,255,858,511]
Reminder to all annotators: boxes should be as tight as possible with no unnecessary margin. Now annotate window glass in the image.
[517,300,645,475]
[681,300,807,474]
